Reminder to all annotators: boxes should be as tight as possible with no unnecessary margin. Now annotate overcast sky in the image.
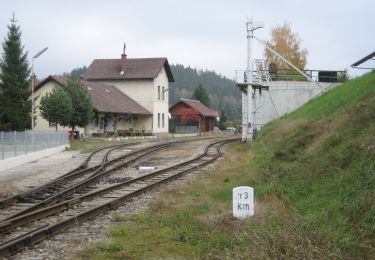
[0,0,374,79]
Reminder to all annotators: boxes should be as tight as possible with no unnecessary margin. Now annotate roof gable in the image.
[83,81,151,115]
[83,57,174,82]
[170,99,218,118]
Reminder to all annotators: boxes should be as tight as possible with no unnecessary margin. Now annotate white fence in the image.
[0,131,68,160]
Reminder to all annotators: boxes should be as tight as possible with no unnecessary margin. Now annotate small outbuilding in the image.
[169,99,218,132]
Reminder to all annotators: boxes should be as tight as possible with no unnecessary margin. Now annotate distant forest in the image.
[69,64,241,120]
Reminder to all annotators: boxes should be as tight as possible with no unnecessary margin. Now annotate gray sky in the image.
[0,0,374,79]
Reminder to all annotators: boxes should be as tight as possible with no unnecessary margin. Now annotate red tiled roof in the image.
[83,58,174,82]
[34,75,151,115]
[170,99,219,117]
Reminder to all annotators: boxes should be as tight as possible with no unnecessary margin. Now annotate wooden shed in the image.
[169,99,218,132]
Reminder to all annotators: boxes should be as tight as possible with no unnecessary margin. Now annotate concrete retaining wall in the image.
[0,145,67,172]
[245,81,340,128]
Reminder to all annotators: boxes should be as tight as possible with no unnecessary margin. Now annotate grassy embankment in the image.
[77,72,375,259]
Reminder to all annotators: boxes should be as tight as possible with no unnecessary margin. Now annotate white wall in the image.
[0,145,67,172]
[153,68,169,133]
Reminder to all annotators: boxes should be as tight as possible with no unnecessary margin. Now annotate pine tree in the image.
[0,14,31,131]
[192,84,210,107]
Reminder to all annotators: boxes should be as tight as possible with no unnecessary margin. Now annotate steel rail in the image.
[0,138,238,233]
[0,140,184,222]
[0,139,177,210]
[0,138,239,257]
[0,136,226,219]
[0,142,140,209]
[0,136,219,209]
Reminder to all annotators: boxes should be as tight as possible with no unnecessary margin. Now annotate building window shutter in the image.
[162,87,165,101]
[162,113,165,128]
[158,86,160,100]
[158,113,160,128]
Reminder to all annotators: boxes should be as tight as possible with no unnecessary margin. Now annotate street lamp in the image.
[31,47,48,130]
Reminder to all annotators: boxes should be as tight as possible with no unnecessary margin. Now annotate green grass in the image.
[286,71,375,120]
[76,72,375,259]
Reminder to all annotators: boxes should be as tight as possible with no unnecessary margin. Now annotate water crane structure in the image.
[236,18,326,142]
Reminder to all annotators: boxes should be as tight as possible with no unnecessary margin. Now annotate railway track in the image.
[0,137,239,257]
[0,136,216,211]
[0,141,139,210]
[0,139,187,222]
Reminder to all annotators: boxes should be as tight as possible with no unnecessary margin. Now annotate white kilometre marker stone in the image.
[233,186,254,219]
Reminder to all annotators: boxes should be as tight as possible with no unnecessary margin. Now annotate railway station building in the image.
[33,47,174,137]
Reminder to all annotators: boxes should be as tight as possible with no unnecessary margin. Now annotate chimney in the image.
[120,43,128,72]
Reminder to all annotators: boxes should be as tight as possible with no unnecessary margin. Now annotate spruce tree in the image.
[0,14,30,131]
[218,110,227,130]
[192,84,210,107]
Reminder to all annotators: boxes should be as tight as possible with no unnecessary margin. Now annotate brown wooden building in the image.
[169,99,218,132]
